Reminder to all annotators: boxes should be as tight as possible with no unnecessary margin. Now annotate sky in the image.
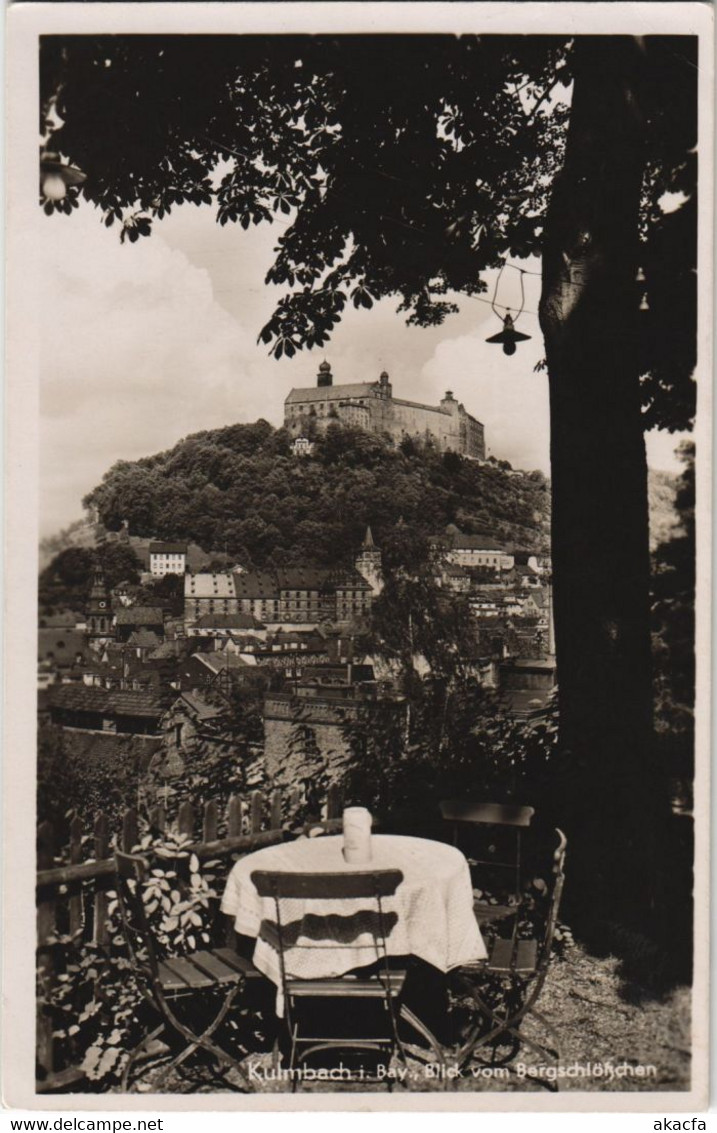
[39,200,687,539]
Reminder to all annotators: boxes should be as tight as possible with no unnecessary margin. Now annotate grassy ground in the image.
[142,939,690,1096]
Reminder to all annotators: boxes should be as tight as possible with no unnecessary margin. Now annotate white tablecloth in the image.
[221,834,486,993]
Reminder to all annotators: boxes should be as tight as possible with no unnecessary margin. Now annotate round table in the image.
[221,833,487,994]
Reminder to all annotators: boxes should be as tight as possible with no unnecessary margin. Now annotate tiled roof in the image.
[50,684,109,712]
[232,572,280,600]
[184,573,237,599]
[108,690,166,716]
[149,542,187,554]
[274,568,330,591]
[127,629,162,649]
[286,382,377,405]
[193,651,251,674]
[114,607,164,625]
[49,683,165,717]
[194,613,265,630]
[329,568,372,591]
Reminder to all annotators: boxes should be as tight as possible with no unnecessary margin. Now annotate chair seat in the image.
[157,948,263,993]
[473,899,520,924]
[287,971,406,999]
[488,937,538,975]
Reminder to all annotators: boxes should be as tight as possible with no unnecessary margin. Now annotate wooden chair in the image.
[251,868,425,1087]
[453,829,567,1084]
[115,850,262,1091]
[439,800,535,925]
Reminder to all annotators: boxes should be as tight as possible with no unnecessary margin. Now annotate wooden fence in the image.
[36,784,343,1093]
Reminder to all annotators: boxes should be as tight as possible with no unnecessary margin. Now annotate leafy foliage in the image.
[39,828,229,1089]
[38,543,143,614]
[651,441,695,798]
[42,35,695,428]
[83,421,549,571]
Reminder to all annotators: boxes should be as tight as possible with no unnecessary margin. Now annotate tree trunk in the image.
[540,38,671,944]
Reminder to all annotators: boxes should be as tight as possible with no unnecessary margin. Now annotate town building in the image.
[114,606,165,643]
[184,573,240,620]
[430,526,515,570]
[86,570,113,641]
[354,527,384,595]
[185,563,374,628]
[149,542,188,576]
[48,684,167,736]
[285,362,485,459]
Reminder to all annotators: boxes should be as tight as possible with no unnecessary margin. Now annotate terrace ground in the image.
[143,939,691,1095]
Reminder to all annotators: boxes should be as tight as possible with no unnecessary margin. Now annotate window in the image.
[175,723,184,749]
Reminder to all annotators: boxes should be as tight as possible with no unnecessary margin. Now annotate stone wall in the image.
[263,693,357,789]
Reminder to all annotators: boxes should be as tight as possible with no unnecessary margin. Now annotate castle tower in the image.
[378,371,393,399]
[87,568,113,640]
[317,360,333,388]
[355,527,383,595]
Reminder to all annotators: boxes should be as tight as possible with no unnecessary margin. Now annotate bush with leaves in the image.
[39,827,250,1090]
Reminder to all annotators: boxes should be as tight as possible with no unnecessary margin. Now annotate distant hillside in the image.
[39,518,97,572]
[648,468,679,551]
[83,421,551,572]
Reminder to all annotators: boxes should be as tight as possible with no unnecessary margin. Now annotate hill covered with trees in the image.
[82,421,550,572]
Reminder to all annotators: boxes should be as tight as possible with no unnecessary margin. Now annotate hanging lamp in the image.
[486,264,532,355]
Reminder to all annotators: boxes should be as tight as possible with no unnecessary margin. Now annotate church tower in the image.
[355,527,383,595]
[87,568,113,641]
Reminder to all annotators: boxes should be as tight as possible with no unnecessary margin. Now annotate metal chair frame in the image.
[439,800,536,927]
[115,850,256,1092]
[454,829,567,1085]
[251,868,445,1088]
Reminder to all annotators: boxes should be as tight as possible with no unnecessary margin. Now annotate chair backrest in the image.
[538,828,567,967]
[251,869,404,1021]
[114,850,162,987]
[251,869,403,901]
[439,799,536,897]
[439,800,535,828]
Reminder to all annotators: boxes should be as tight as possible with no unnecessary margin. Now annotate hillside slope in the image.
[84,422,551,571]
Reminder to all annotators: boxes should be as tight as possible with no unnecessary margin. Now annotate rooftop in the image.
[149,542,188,555]
[115,606,164,625]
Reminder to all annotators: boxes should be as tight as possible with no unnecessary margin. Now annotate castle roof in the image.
[194,612,265,630]
[286,382,377,405]
[149,542,187,555]
[184,573,236,598]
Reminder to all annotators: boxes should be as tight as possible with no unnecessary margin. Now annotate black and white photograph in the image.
[4,1,712,1111]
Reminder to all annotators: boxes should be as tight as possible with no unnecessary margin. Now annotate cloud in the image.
[39,209,278,533]
[421,321,550,472]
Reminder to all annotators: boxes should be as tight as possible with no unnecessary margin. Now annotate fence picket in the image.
[93,813,110,947]
[121,808,139,853]
[250,791,263,833]
[36,785,333,1087]
[68,816,84,940]
[203,800,218,843]
[178,801,195,838]
[149,804,166,833]
[36,821,56,1079]
[270,790,282,831]
[326,783,341,820]
[226,795,242,838]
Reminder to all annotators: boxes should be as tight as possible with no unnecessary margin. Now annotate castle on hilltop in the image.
[284,362,486,459]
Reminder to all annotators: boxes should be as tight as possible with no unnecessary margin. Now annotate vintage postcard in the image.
[4,0,712,1112]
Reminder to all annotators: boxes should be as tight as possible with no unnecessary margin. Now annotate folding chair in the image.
[439,800,535,925]
[453,829,567,1084]
[251,868,417,1088]
[115,850,262,1091]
